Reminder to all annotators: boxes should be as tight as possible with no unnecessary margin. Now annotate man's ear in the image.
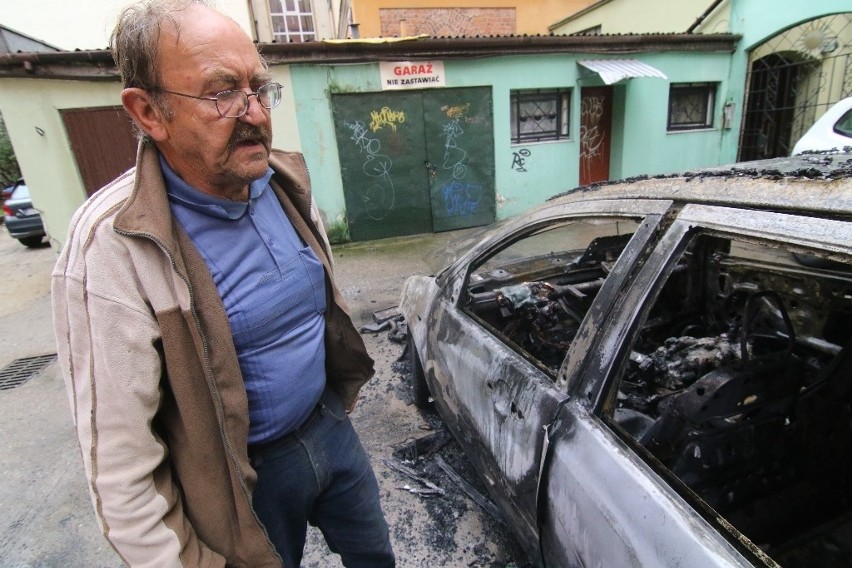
[122,88,169,142]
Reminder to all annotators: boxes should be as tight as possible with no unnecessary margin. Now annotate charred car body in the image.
[401,154,852,567]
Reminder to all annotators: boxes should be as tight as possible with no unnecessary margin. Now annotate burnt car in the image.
[401,154,852,567]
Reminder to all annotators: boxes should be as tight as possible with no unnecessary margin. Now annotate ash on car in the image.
[402,152,852,568]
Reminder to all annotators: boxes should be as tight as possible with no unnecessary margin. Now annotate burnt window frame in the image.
[667,83,717,131]
[594,211,852,565]
[459,213,649,379]
[510,88,571,144]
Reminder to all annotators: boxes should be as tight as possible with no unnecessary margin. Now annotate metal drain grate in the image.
[0,354,58,391]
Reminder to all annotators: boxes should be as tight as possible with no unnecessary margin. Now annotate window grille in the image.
[668,83,716,131]
[510,89,571,143]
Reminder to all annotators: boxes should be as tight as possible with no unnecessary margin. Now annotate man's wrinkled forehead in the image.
[155,5,265,82]
[156,4,257,55]
[155,7,190,49]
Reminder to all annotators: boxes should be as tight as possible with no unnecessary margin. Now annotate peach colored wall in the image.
[351,0,594,37]
[379,7,515,36]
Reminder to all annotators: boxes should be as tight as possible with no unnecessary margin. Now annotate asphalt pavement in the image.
[0,225,526,568]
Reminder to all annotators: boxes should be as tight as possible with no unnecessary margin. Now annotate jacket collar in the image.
[113,140,182,258]
[113,141,316,262]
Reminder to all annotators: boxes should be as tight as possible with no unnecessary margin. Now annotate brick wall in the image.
[379,8,516,37]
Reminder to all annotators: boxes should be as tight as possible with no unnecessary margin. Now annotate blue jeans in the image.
[249,388,395,567]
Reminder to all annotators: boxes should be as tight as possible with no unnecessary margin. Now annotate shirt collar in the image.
[159,153,274,220]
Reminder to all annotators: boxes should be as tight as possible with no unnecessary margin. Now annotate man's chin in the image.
[234,147,271,179]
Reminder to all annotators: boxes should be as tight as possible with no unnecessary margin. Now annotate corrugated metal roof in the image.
[0,25,59,55]
[578,58,667,84]
[0,33,739,81]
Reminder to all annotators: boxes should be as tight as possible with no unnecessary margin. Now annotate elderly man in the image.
[51,0,395,566]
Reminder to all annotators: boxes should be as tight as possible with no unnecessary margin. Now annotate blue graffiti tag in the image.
[442,180,483,216]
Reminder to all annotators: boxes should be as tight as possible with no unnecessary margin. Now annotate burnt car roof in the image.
[401,151,852,568]
[548,153,852,218]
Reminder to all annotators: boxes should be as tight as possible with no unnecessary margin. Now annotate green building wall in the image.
[289,49,735,236]
[722,0,852,153]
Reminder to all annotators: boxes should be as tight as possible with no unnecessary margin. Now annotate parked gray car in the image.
[3,180,46,247]
[401,153,852,567]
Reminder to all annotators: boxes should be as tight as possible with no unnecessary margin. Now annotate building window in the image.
[668,83,716,131]
[270,0,315,43]
[511,89,570,144]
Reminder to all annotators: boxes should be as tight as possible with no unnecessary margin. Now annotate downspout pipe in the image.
[338,0,352,39]
[246,0,259,41]
[687,0,725,34]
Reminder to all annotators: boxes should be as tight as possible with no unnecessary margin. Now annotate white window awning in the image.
[577,59,668,85]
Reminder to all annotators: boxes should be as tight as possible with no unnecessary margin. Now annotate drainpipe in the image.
[246,0,259,41]
[686,0,725,34]
[338,0,352,39]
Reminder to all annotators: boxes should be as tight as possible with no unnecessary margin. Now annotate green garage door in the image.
[332,87,494,241]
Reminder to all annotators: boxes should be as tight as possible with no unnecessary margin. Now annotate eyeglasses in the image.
[157,82,283,118]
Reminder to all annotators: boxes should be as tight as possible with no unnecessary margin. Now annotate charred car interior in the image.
[463,218,852,566]
[466,218,642,373]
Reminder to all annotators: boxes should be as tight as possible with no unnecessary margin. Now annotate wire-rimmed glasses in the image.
[157,82,283,118]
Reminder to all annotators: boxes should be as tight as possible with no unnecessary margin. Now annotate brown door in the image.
[61,106,138,197]
[579,87,613,185]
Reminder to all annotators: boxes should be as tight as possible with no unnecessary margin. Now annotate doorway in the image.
[739,53,815,160]
[60,106,137,197]
[579,86,613,185]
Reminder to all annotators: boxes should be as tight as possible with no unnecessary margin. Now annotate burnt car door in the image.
[423,199,670,557]
[541,203,852,566]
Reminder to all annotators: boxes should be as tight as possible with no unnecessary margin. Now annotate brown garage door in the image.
[61,106,138,197]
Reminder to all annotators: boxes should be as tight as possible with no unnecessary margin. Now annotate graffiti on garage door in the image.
[332,87,495,241]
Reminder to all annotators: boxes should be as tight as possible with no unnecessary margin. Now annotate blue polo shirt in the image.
[160,156,327,445]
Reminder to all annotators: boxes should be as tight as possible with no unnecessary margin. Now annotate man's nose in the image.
[239,93,267,124]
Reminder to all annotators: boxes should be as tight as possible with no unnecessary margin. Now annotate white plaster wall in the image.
[0,79,122,245]
[0,63,299,249]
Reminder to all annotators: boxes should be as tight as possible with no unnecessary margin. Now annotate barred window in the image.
[510,89,571,144]
[668,83,716,131]
[270,0,315,43]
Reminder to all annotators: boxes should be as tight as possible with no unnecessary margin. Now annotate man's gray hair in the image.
[111,0,214,140]
[110,0,214,92]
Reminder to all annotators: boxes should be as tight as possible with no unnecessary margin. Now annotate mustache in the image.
[227,123,272,152]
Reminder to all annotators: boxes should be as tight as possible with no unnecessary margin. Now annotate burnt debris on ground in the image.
[361,310,532,567]
[360,308,408,344]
